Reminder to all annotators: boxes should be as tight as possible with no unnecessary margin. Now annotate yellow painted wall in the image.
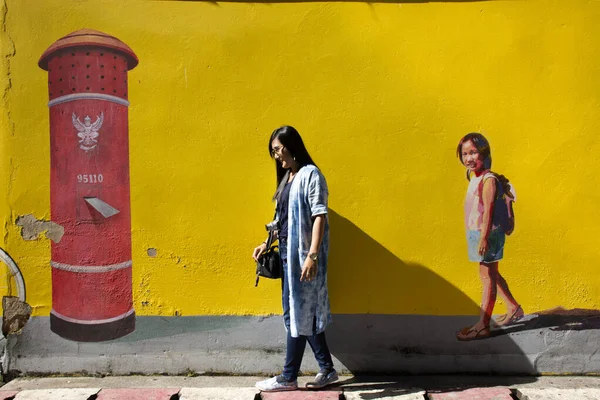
[0,0,11,250]
[2,0,599,318]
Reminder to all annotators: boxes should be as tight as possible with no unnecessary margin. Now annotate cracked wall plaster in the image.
[15,214,64,243]
[2,296,31,336]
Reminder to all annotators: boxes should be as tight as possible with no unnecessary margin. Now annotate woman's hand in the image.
[478,235,489,256]
[300,257,317,282]
[252,243,267,261]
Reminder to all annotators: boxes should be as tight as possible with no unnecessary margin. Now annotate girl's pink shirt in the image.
[464,171,495,231]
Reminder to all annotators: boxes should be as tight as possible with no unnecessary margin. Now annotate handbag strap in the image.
[265,229,275,249]
[265,205,278,248]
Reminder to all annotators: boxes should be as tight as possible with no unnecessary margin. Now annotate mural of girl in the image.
[456,133,524,341]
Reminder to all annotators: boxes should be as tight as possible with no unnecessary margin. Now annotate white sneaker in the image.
[306,369,338,389]
[256,375,298,392]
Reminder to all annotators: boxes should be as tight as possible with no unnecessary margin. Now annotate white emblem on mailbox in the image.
[72,112,103,152]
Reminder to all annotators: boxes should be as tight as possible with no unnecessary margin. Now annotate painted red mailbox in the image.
[39,29,138,342]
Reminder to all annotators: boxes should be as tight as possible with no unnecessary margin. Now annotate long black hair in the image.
[268,125,317,201]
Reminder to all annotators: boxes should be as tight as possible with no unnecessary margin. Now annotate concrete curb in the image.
[179,387,260,400]
[1,376,599,399]
[13,388,101,399]
[515,388,600,400]
[0,387,599,400]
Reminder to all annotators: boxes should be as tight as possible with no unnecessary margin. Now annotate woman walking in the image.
[252,126,338,391]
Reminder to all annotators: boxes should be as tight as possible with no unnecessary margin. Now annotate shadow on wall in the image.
[326,209,537,376]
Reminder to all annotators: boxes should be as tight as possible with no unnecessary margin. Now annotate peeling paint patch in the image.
[15,214,64,243]
[2,296,31,336]
[147,248,157,257]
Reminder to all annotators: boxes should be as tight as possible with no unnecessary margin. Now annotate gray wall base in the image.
[10,315,600,375]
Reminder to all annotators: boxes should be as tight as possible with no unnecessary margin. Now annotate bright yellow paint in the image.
[0,0,10,250]
[2,0,599,317]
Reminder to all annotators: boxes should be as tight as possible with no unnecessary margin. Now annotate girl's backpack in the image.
[486,172,516,235]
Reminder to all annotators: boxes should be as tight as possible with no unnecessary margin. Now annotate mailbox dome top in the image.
[39,29,138,71]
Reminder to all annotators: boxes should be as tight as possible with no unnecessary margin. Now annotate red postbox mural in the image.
[39,29,138,342]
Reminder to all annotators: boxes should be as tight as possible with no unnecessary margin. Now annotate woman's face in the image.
[271,138,295,170]
[461,140,485,173]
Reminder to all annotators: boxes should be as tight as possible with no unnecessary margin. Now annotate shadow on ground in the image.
[332,375,546,399]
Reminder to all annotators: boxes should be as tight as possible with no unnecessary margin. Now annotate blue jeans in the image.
[279,238,334,381]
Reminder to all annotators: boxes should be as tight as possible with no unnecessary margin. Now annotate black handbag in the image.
[255,230,282,286]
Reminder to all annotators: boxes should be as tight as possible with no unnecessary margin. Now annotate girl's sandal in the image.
[494,313,509,325]
[456,325,492,341]
[495,305,524,327]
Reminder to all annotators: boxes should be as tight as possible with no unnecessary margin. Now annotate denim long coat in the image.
[278,164,332,338]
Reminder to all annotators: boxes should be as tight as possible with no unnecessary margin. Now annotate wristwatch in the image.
[308,253,319,261]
